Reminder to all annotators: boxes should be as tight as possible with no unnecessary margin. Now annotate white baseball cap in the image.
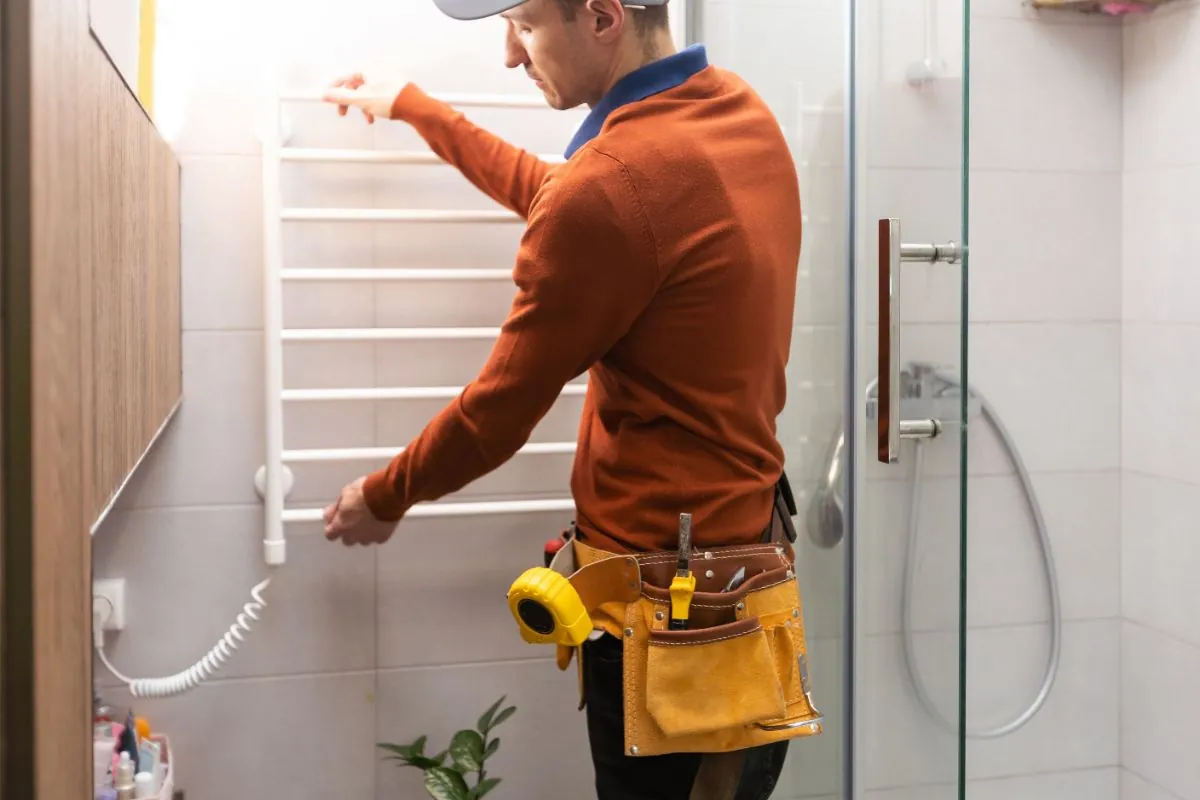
[433,0,668,21]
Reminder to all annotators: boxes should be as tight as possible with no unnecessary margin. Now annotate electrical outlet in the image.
[93,578,126,631]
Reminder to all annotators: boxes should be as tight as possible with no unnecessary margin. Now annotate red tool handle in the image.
[543,537,566,567]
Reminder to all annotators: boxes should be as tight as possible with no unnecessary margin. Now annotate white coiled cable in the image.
[95,579,270,698]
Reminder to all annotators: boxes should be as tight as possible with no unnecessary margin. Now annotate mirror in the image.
[89,0,156,118]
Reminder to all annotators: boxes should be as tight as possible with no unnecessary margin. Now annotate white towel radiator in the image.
[258,88,577,566]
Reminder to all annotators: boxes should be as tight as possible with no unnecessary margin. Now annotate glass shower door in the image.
[697,0,853,797]
[695,0,969,796]
[854,0,970,798]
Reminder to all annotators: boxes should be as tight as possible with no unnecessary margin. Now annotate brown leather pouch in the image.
[619,545,824,756]
[552,535,824,757]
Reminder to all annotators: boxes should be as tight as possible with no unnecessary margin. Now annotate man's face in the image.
[501,0,606,110]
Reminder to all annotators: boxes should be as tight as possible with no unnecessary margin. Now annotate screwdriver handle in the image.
[668,573,697,630]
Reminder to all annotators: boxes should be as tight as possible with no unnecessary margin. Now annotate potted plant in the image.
[379,696,517,800]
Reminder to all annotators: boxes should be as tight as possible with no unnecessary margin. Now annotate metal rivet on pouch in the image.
[704,551,714,560]
[630,746,640,755]
[705,570,714,579]
[655,611,664,621]
[624,628,634,637]
[786,569,795,579]
[736,602,745,612]
[792,609,800,618]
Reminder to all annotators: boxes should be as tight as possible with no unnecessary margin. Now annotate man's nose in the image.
[504,29,527,69]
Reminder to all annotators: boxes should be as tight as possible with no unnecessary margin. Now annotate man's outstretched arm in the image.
[323,76,556,219]
[339,150,660,528]
[390,84,557,220]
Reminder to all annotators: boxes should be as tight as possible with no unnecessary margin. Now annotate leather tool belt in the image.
[543,476,824,758]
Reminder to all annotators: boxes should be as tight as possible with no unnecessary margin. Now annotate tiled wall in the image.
[1122,3,1200,800]
[90,0,1139,798]
[964,4,1123,797]
[853,1,1123,797]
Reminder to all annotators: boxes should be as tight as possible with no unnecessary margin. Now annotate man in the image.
[322,0,802,797]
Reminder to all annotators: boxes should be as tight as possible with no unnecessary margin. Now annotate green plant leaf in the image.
[378,743,417,761]
[449,729,485,772]
[431,749,449,766]
[491,706,516,729]
[477,696,507,734]
[484,738,500,758]
[469,778,501,799]
[424,767,470,800]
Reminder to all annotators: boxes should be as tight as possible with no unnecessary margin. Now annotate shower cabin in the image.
[699,0,980,797]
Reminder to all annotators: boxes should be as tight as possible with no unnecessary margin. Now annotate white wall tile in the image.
[1123,4,1200,170]
[1123,323,1200,486]
[878,322,1121,477]
[968,322,1122,472]
[93,506,376,683]
[375,660,593,800]
[860,470,1119,636]
[965,619,1119,780]
[968,768,1119,800]
[1122,768,1189,800]
[100,671,378,799]
[864,768,1120,800]
[180,155,264,331]
[118,332,265,508]
[374,512,571,669]
[858,620,1118,790]
[971,18,1123,172]
[1122,622,1200,800]
[971,169,1122,323]
[1122,472,1200,648]
[1122,165,1200,324]
[1122,5,1200,797]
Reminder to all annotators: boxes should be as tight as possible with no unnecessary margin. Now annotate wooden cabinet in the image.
[1,0,181,795]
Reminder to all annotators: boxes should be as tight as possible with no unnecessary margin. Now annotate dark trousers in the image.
[582,634,790,800]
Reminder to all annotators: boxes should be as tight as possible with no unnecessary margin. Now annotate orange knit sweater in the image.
[362,67,801,554]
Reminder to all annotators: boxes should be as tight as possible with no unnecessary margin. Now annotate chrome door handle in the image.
[876,218,962,464]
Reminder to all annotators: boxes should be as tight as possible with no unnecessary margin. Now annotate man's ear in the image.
[583,0,627,39]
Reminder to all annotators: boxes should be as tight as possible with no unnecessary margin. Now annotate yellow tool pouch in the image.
[553,537,825,758]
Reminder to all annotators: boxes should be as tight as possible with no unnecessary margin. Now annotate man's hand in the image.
[322,73,409,124]
[324,476,400,546]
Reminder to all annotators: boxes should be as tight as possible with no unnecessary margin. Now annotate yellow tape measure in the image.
[506,567,594,648]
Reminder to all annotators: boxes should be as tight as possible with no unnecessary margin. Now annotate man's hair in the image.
[556,0,670,36]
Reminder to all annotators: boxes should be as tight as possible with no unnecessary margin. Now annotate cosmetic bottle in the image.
[133,772,155,799]
[114,752,136,800]
[94,731,116,792]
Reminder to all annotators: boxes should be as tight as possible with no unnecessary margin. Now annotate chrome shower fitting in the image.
[802,363,1062,738]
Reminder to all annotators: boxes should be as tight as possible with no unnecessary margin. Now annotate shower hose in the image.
[901,369,1062,738]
